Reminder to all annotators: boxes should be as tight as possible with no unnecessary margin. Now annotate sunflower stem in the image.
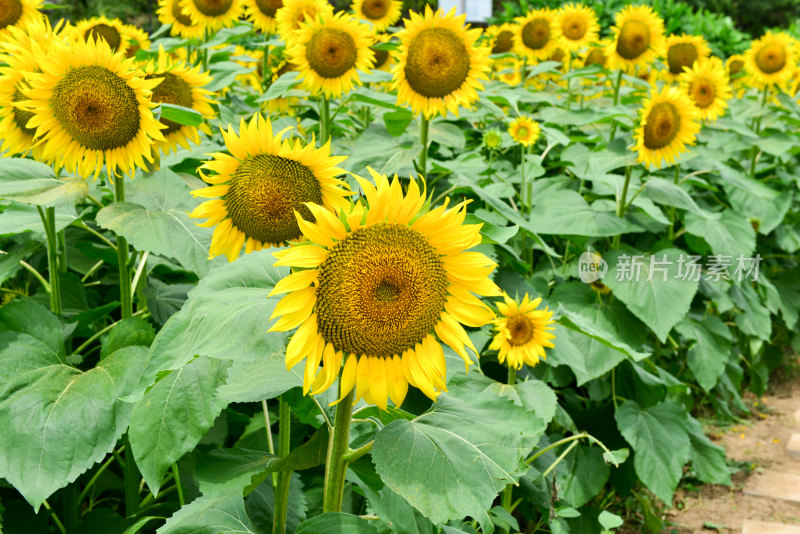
[62,483,78,533]
[114,177,133,320]
[262,41,271,89]
[609,69,624,141]
[418,116,429,180]
[520,144,527,212]
[667,165,680,241]
[500,364,518,530]
[273,396,292,534]
[37,206,62,315]
[322,387,355,513]
[262,400,278,488]
[202,28,210,72]
[320,94,331,144]
[612,166,632,249]
[172,463,185,507]
[123,434,140,517]
[749,85,769,177]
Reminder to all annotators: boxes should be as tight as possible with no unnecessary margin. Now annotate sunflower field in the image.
[1,0,800,532]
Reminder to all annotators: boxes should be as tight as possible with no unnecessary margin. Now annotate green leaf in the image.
[675,315,732,392]
[639,177,703,214]
[0,202,78,237]
[362,485,435,534]
[372,376,544,530]
[195,448,279,495]
[598,511,624,530]
[382,110,413,137]
[218,351,303,403]
[0,298,64,360]
[295,513,378,534]
[687,416,731,485]
[246,474,308,534]
[158,103,204,127]
[529,190,643,237]
[0,159,87,207]
[615,401,690,503]
[557,306,650,361]
[555,444,610,508]
[99,317,155,360]
[129,356,230,494]
[730,282,771,341]
[157,491,255,534]
[429,121,465,149]
[602,248,700,342]
[0,345,146,509]
[684,210,756,257]
[0,241,40,285]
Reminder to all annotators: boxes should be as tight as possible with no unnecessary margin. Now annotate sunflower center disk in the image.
[585,48,606,66]
[361,0,389,20]
[0,0,23,28]
[12,87,36,136]
[307,28,358,79]
[616,20,650,59]
[255,0,282,16]
[146,72,194,134]
[667,43,698,75]
[516,126,530,139]
[506,313,534,347]
[193,0,233,16]
[372,46,389,68]
[51,65,140,151]
[691,79,715,108]
[643,101,680,149]
[225,154,322,245]
[404,28,470,98]
[85,24,122,51]
[171,0,194,25]
[728,59,744,76]
[491,30,513,54]
[315,223,449,358]
[755,43,786,74]
[562,16,586,41]
[521,18,550,50]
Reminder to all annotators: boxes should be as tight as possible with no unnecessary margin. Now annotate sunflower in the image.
[744,31,797,88]
[190,114,349,261]
[679,56,731,122]
[243,0,282,33]
[268,169,500,409]
[275,0,333,39]
[580,39,608,68]
[18,37,164,178]
[157,0,205,39]
[508,116,540,147]
[634,85,700,169]
[140,48,216,155]
[556,3,599,53]
[371,32,395,72]
[514,8,560,62]
[121,23,151,59]
[485,23,514,54]
[287,11,374,98]
[392,6,490,119]
[0,0,42,37]
[495,57,522,85]
[662,34,710,81]
[489,293,555,370]
[73,16,130,54]
[180,0,244,30]
[606,4,665,73]
[352,0,401,32]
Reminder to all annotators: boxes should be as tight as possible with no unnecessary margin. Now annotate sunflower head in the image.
[482,128,502,150]
[244,0,283,33]
[73,16,129,54]
[556,3,599,53]
[486,23,514,54]
[494,57,522,85]
[180,0,244,30]
[392,6,490,119]
[663,34,710,80]
[121,23,151,59]
[514,8,561,61]
[607,4,665,72]
[679,56,731,122]
[275,0,333,38]
[744,31,797,88]
[508,116,540,147]
[489,293,555,370]
[352,0,401,32]
[157,0,205,38]
[190,114,349,261]
[0,0,42,36]
[634,85,700,169]
[580,39,608,68]
[268,169,500,410]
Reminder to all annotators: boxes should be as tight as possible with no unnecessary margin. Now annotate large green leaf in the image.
[555,444,610,508]
[0,202,78,237]
[157,491,255,534]
[295,513,378,534]
[0,158,87,207]
[129,356,230,494]
[675,315,732,392]
[246,474,308,534]
[372,375,544,531]
[684,210,756,257]
[219,351,303,403]
[195,448,280,496]
[602,248,699,342]
[528,190,643,237]
[614,401,690,503]
[687,416,731,486]
[730,282,771,342]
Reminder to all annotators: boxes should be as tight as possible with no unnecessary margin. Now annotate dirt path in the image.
[666,373,800,533]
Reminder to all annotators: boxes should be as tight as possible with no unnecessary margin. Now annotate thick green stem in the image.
[320,94,331,144]
[39,206,62,315]
[500,365,518,531]
[57,230,67,273]
[172,464,185,507]
[62,484,78,533]
[612,166,632,249]
[261,42,271,89]
[418,117,429,180]
[608,70,624,141]
[668,165,680,241]
[273,397,292,534]
[749,86,769,177]
[123,435,139,517]
[322,388,355,513]
[114,177,133,319]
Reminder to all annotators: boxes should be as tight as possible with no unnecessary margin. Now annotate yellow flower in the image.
[579,39,608,68]
[0,0,42,37]
[180,0,244,31]
[634,85,700,169]
[18,37,165,179]
[508,116,540,147]
[190,114,349,261]
[371,31,395,72]
[287,10,374,99]
[662,34,710,82]
[489,293,555,370]
[744,31,797,88]
[73,16,130,54]
[243,0,283,34]
[268,169,501,409]
[140,47,216,155]
[514,8,561,62]
[485,23,515,54]
[679,56,731,122]
[495,57,522,85]
[556,3,599,53]
[606,5,665,73]
[392,6,490,119]
[275,0,333,39]
[157,0,205,39]
[351,0,402,32]
[121,23,151,59]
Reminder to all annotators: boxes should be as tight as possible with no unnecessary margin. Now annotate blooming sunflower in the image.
[679,56,731,122]
[157,0,205,39]
[351,0,401,32]
[180,0,244,31]
[508,116,540,147]
[606,5,665,73]
[514,8,561,62]
[73,16,130,54]
[268,169,500,409]
[18,37,164,178]
[287,11,374,99]
[392,6,490,119]
[275,0,333,38]
[243,0,283,33]
[190,114,349,261]
[556,3,599,53]
[141,48,216,155]
[662,34,710,81]
[489,293,555,370]
[121,23,151,59]
[486,23,515,54]
[580,39,608,68]
[634,85,700,169]
[0,0,42,37]
[495,57,522,85]
[371,32,395,72]
[744,31,797,88]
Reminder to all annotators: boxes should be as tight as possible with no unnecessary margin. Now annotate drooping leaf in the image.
[686,416,731,486]
[0,158,87,207]
[555,444,610,508]
[675,315,732,392]
[157,491,255,534]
